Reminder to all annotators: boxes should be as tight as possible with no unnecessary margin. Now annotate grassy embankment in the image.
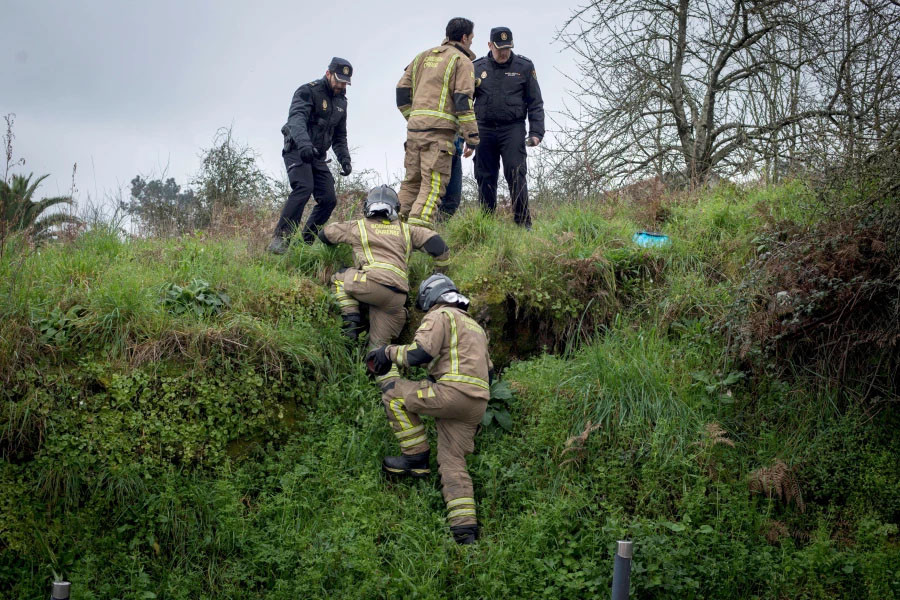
[1,182,898,599]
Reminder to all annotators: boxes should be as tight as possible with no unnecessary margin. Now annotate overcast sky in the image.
[2,1,580,207]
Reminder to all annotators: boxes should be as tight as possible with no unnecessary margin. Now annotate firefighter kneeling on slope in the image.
[318,185,450,353]
[366,274,493,545]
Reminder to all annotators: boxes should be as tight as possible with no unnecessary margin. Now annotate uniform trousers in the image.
[331,268,407,349]
[399,129,457,229]
[381,377,485,527]
[274,148,337,243]
[474,121,531,227]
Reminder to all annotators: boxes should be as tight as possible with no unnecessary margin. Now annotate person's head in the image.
[326,57,352,94]
[416,274,471,312]
[488,27,513,63]
[364,185,400,221]
[446,17,475,49]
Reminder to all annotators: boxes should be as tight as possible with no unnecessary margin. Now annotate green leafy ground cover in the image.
[1,183,898,599]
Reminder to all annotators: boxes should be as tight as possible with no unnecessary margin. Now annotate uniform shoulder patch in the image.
[418,318,434,331]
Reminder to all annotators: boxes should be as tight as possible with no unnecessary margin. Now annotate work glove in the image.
[299,146,316,163]
[340,160,352,177]
[365,346,392,376]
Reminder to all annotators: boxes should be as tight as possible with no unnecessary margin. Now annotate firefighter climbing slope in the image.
[366,274,493,545]
[318,185,450,350]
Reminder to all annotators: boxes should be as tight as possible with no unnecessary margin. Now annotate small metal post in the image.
[611,540,632,600]
[51,581,71,600]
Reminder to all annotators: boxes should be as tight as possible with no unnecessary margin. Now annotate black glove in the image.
[316,148,328,160]
[340,160,352,176]
[299,146,316,163]
[365,346,392,376]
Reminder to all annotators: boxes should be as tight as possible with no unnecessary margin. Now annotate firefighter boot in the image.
[341,313,363,342]
[382,450,431,478]
[450,524,479,545]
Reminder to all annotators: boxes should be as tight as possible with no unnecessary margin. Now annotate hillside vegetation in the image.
[1,183,898,599]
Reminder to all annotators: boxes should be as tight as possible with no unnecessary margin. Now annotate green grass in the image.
[1,183,898,599]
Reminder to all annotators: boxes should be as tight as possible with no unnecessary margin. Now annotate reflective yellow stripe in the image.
[407,217,433,228]
[394,424,425,439]
[397,344,408,365]
[408,109,458,123]
[415,386,436,399]
[444,309,459,374]
[434,258,450,267]
[401,222,411,262]
[438,373,489,390]
[438,54,458,113]
[447,508,477,520]
[400,434,428,448]
[357,218,408,279]
[446,497,475,509]
[411,52,422,97]
[390,398,412,430]
[375,365,400,383]
[458,113,476,122]
[421,170,440,223]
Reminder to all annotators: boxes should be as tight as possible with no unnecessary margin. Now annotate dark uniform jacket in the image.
[473,52,545,139]
[281,77,351,164]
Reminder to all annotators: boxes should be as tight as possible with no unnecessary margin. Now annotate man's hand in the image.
[341,160,352,177]
[299,146,317,163]
[365,346,392,376]
[463,146,474,158]
[525,136,541,147]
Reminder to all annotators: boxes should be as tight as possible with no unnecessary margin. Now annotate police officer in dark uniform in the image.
[268,57,354,254]
[473,27,544,228]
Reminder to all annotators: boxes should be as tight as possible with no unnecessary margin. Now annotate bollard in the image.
[51,581,71,600]
[611,540,632,600]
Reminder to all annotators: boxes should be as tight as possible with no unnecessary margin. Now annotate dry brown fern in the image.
[749,459,805,513]
[694,422,735,448]
[559,420,602,467]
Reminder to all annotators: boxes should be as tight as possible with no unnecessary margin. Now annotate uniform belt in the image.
[477,119,521,128]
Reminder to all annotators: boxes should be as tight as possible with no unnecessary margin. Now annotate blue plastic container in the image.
[632,231,670,248]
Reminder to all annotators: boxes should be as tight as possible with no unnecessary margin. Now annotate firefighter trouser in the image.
[275,149,337,243]
[474,121,531,227]
[399,129,457,229]
[381,378,486,526]
[331,269,407,349]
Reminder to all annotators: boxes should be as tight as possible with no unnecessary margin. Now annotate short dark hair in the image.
[446,18,474,42]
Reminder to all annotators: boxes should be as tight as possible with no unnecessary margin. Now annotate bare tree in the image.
[557,0,900,188]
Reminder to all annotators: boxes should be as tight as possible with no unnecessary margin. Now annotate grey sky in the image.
[2,1,579,205]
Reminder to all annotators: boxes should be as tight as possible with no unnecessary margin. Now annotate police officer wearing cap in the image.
[473,27,544,228]
[269,57,354,254]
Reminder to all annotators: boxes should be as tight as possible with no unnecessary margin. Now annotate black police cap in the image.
[490,27,514,49]
[328,57,353,84]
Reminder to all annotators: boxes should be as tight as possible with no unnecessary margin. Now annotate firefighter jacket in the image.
[385,304,493,401]
[396,40,479,147]
[319,217,450,293]
[281,77,351,164]
[473,52,545,140]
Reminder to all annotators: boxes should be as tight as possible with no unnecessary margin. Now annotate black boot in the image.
[341,313,363,342]
[450,524,479,545]
[382,450,431,478]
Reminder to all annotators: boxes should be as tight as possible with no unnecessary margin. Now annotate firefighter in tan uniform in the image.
[366,274,493,545]
[318,185,450,350]
[396,17,480,229]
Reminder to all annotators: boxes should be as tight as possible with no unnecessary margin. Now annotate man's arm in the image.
[524,65,545,141]
[318,221,356,246]
[285,85,314,151]
[396,54,420,120]
[332,108,351,166]
[452,58,479,148]
[410,226,450,271]
[384,312,446,367]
